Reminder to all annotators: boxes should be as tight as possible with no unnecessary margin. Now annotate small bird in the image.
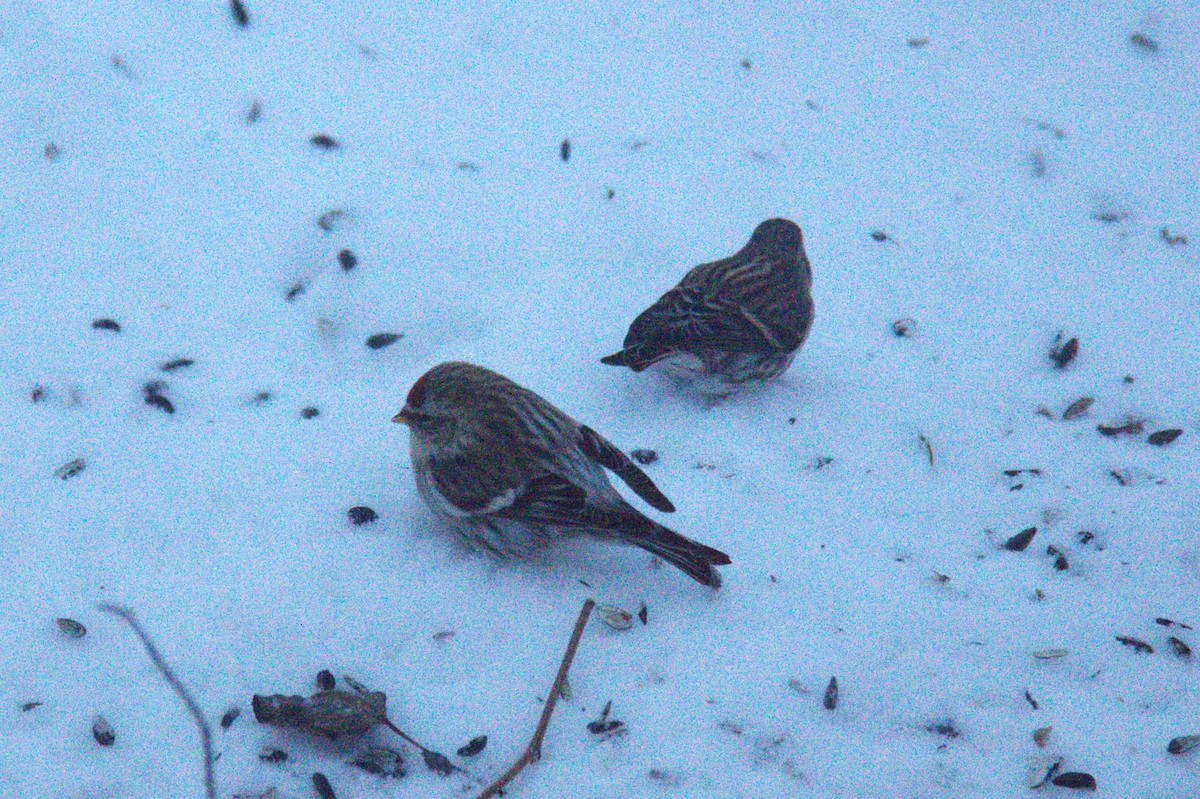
[393,362,730,587]
[601,218,814,393]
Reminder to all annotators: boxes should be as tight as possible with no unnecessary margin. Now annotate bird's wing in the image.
[495,473,588,525]
[427,454,522,516]
[626,282,790,354]
[577,425,674,512]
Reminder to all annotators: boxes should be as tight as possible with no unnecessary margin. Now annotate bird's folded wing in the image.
[496,474,588,525]
[578,425,675,513]
[428,454,521,516]
[629,285,790,352]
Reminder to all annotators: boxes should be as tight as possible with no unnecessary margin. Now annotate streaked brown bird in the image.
[601,218,814,393]
[393,362,730,587]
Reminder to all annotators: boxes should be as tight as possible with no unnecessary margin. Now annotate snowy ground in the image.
[2,1,1198,797]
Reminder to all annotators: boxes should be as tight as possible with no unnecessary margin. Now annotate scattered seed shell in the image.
[92,715,116,746]
[311,134,340,150]
[457,735,487,757]
[823,676,839,710]
[300,406,320,419]
[1052,772,1096,790]
[925,721,959,739]
[144,393,175,414]
[1128,32,1158,52]
[21,701,43,712]
[1147,429,1182,446]
[220,707,240,729]
[1050,335,1079,368]
[347,506,378,525]
[421,750,456,776]
[258,747,288,763]
[637,602,648,625]
[366,333,403,350]
[160,357,194,372]
[630,449,658,465]
[1033,649,1069,660]
[351,745,406,778]
[312,772,336,799]
[560,138,571,162]
[598,605,634,631]
[1033,726,1052,747]
[1155,617,1193,630]
[337,249,357,270]
[1168,637,1192,659]
[1097,420,1143,437]
[317,209,347,232]
[92,318,121,332]
[54,458,87,480]
[1024,690,1039,710]
[1004,527,1037,552]
[1062,396,1094,420]
[1168,735,1200,755]
[870,230,889,242]
[230,0,249,26]
[56,617,87,639]
[1115,635,1153,654]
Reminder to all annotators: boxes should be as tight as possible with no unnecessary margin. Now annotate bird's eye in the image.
[407,373,428,408]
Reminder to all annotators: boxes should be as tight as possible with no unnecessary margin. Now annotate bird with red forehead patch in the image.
[393,362,730,587]
[602,218,815,395]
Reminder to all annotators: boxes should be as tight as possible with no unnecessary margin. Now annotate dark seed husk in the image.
[1168,735,1200,755]
[258,747,288,763]
[312,772,336,799]
[422,750,456,776]
[54,458,87,480]
[1148,429,1183,446]
[1051,771,1096,790]
[92,715,116,746]
[1129,33,1158,52]
[160,357,194,372]
[366,332,403,350]
[144,393,175,414]
[1115,635,1153,654]
[284,282,305,302]
[21,701,43,712]
[92,318,121,332]
[637,602,648,625]
[352,745,406,777]
[56,617,87,638]
[300,406,320,419]
[823,676,839,711]
[220,707,240,729]
[230,0,249,26]
[1050,335,1079,368]
[630,449,658,465]
[560,139,571,162]
[1062,396,1093,420]
[870,230,888,242]
[1004,527,1037,552]
[337,248,357,270]
[1168,637,1192,659]
[457,735,487,757]
[311,134,340,150]
[925,721,960,739]
[1097,420,1143,437]
[347,506,377,525]
[1155,617,1193,630]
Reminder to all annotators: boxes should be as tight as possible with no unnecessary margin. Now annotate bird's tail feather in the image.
[626,521,730,588]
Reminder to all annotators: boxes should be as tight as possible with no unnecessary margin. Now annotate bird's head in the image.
[392,366,461,448]
[749,218,804,254]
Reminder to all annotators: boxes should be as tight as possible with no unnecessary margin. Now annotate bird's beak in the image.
[392,407,413,425]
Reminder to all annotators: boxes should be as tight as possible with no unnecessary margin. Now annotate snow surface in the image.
[2,0,1199,797]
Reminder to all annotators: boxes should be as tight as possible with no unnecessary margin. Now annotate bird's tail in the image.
[622,518,731,588]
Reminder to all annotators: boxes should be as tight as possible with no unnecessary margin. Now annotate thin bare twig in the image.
[918,433,934,467]
[98,603,215,799]
[473,598,596,799]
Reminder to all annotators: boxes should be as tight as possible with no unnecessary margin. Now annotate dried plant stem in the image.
[98,603,215,799]
[472,598,596,799]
